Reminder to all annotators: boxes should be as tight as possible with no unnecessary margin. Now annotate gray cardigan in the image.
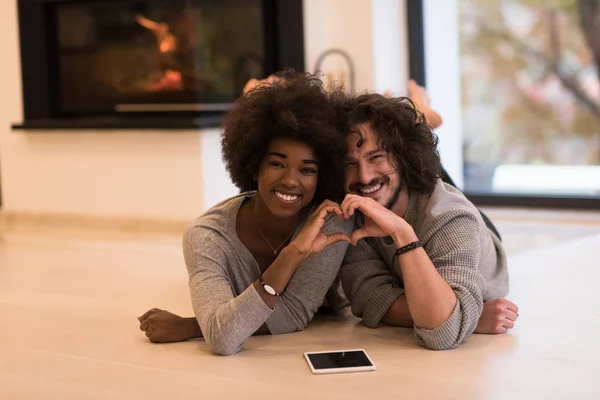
[183,192,354,355]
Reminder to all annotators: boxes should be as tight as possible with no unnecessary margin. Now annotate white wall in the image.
[1,130,206,220]
[303,0,375,92]
[303,0,409,95]
[371,0,409,96]
[0,1,206,221]
[199,129,239,211]
[0,1,411,222]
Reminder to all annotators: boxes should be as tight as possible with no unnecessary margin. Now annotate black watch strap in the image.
[395,240,423,256]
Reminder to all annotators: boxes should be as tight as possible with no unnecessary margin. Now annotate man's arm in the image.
[373,221,487,350]
[340,238,406,328]
[387,225,461,333]
[381,295,413,327]
[341,195,461,331]
[381,287,520,335]
[393,212,486,350]
[341,195,486,350]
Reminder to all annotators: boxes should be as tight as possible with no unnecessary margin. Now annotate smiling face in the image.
[344,123,403,210]
[255,137,319,218]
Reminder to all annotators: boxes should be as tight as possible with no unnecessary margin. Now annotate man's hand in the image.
[475,298,519,334]
[341,195,415,246]
[138,308,202,343]
[288,200,351,258]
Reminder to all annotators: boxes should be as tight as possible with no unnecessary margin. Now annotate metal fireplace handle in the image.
[115,103,232,112]
[313,48,356,93]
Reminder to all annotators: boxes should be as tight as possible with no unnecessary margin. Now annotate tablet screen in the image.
[306,351,373,370]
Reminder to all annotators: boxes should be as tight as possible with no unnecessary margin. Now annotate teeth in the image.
[359,183,382,194]
[275,191,300,202]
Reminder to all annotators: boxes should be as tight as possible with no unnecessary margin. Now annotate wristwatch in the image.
[259,274,281,296]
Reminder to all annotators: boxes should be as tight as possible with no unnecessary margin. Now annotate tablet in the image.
[304,349,377,375]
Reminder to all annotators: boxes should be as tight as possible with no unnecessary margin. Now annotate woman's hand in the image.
[138,308,202,343]
[287,200,351,259]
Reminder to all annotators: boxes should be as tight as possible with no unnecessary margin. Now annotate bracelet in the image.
[395,240,423,256]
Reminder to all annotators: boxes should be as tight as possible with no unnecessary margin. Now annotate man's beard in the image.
[384,179,403,210]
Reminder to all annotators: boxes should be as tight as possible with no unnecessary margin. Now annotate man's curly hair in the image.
[221,71,347,204]
[333,92,442,194]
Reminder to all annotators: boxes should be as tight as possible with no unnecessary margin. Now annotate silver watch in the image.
[259,275,281,296]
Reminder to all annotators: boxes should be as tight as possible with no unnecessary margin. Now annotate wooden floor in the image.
[1,212,600,399]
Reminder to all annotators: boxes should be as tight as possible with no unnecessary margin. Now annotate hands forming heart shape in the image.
[288,195,413,258]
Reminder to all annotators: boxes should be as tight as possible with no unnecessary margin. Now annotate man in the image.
[336,92,518,350]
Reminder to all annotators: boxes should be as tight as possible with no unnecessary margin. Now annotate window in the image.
[412,0,600,206]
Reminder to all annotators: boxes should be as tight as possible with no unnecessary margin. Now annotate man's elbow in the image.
[414,319,478,350]
[354,306,386,329]
[349,303,374,326]
[413,307,477,350]
[416,334,462,351]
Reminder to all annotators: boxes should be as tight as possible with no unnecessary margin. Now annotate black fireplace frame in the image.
[12,0,305,130]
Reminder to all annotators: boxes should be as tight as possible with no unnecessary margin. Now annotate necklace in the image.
[251,213,296,255]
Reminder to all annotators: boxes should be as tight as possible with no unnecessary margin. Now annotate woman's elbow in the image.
[208,339,243,356]
[203,324,244,355]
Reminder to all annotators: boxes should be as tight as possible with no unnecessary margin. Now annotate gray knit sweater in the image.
[183,192,354,355]
[340,179,508,350]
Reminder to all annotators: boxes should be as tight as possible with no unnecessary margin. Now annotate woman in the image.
[138,73,354,355]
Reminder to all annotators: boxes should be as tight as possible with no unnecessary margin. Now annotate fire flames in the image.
[135,15,182,92]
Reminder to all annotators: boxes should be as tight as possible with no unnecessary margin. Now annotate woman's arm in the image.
[138,215,354,343]
[263,215,354,334]
[184,201,351,356]
[184,232,275,356]
[138,309,203,343]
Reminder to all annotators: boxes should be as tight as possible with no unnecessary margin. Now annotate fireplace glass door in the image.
[55,0,265,115]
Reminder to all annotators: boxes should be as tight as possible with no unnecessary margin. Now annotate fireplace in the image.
[13,0,305,130]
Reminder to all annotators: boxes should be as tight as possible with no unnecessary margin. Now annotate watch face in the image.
[263,284,277,296]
